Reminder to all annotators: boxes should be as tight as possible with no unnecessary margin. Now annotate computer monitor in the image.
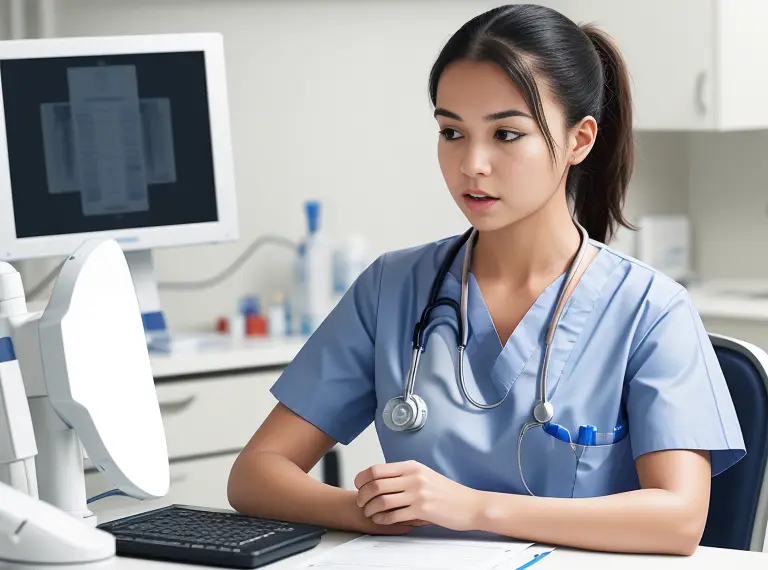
[0,33,238,330]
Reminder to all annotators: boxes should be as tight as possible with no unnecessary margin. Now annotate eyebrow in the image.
[433,108,533,121]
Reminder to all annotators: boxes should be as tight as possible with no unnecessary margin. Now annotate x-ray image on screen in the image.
[39,64,179,217]
[41,97,178,200]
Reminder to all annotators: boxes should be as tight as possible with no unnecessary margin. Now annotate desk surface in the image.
[149,336,305,378]
[689,280,768,322]
[20,500,764,570]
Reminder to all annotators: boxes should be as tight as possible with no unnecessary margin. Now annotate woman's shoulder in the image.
[592,240,691,320]
[374,234,463,283]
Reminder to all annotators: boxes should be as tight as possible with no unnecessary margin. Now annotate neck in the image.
[472,196,582,288]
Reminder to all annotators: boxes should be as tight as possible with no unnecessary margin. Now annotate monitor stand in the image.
[124,250,169,350]
[123,250,230,353]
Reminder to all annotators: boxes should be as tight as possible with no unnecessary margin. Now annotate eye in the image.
[495,129,522,143]
[439,128,464,141]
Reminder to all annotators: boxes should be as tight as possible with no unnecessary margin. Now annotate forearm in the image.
[475,489,704,555]
[227,450,372,533]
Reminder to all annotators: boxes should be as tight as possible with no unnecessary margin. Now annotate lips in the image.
[464,189,499,201]
[462,190,499,212]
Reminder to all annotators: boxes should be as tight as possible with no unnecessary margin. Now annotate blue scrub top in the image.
[271,236,746,498]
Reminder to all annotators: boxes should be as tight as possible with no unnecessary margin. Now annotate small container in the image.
[268,292,287,338]
[239,295,266,337]
[229,313,245,339]
[245,314,267,336]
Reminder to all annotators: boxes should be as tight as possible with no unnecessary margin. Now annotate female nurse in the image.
[227,4,745,556]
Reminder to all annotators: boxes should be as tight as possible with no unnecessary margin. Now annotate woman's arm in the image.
[475,449,711,555]
[227,403,414,535]
[356,449,711,555]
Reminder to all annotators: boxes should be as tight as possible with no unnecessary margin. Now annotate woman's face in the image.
[434,60,571,232]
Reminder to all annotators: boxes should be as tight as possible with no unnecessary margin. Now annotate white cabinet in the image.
[155,370,281,460]
[548,0,768,131]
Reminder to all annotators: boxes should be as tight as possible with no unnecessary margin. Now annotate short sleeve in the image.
[269,254,385,445]
[626,289,746,476]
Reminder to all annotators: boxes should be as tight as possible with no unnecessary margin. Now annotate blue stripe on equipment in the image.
[141,311,167,332]
[0,336,16,363]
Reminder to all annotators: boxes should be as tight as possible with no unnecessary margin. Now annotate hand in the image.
[346,489,427,536]
[354,460,482,531]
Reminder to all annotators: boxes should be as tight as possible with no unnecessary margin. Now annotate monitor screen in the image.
[1,51,219,239]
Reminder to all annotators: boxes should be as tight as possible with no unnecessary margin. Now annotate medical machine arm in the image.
[0,240,170,565]
[0,261,95,523]
[0,262,116,565]
[0,263,38,499]
[0,357,38,499]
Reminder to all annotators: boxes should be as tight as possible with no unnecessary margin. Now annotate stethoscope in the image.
[382,219,590,434]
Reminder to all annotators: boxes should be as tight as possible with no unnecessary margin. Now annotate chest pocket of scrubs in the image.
[518,425,638,498]
[571,435,639,497]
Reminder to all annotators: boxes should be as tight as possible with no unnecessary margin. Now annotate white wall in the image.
[688,131,768,281]
[18,0,689,330]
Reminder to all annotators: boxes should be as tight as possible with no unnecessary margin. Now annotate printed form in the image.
[290,530,551,570]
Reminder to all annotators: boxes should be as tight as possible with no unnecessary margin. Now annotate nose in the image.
[460,142,492,178]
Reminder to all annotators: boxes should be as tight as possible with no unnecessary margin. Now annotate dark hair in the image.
[428,4,635,243]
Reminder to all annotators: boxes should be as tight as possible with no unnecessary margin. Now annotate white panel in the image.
[688,130,768,281]
[548,0,717,131]
[716,0,768,130]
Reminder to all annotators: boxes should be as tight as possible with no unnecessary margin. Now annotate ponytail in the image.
[571,25,635,243]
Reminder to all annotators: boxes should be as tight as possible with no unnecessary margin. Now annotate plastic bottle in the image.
[332,235,370,305]
[296,201,333,335]
[267,292,287,338]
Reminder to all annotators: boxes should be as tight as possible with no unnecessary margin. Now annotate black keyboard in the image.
[97,504,326,568]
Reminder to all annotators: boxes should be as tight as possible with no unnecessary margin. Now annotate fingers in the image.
[354,461,417,490]
[362,490,414,518]
[356,476,408,508]
[372,507,419,526]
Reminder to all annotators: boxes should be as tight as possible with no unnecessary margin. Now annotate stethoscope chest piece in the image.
[382,394,428,432]
[533,401,555,424]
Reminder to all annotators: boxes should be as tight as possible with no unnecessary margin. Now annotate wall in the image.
[14,0,689,330]
[688,131,768,282]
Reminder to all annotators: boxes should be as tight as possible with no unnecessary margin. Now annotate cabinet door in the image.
[155,370,281,460]
[545,0,716,130]
[715,0,768,130]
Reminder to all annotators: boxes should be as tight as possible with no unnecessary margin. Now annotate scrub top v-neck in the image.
[271,235,745,498]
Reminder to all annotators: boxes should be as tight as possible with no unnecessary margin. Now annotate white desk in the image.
[9,498,766,570]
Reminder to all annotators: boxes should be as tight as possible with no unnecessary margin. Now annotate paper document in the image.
[291,529,536,570]
[497,545,557,570]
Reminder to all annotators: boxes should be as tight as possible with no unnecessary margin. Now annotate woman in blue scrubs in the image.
[228,4,745,555]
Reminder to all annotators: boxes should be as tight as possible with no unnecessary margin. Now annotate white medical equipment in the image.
[0,238,170,565]
[382,220,590,433]
[0,33,238,323]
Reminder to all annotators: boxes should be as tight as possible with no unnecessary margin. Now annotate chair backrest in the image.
[701,333,768,552]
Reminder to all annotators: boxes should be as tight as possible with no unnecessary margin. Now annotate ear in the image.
[567,115,598,166]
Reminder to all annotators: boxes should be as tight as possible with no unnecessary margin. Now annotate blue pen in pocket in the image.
[543,422,626,446]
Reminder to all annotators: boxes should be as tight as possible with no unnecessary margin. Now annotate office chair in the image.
[700,333,768,552]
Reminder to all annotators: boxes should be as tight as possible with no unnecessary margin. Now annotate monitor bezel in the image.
[0,32,238,261]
